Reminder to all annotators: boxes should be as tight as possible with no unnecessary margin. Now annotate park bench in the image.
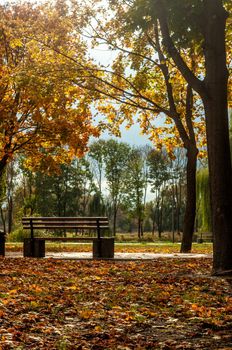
[22,216,114,258]
[197,232,213,243]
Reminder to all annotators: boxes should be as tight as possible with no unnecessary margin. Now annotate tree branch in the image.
[156,0,208,99]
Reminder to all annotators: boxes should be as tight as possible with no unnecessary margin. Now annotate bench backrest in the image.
[22,217,109,239]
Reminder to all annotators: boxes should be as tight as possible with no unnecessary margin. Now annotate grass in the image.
[5,242,213,254]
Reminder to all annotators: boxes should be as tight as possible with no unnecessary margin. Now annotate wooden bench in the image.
[22,217,114,258]
[197,232,213,243]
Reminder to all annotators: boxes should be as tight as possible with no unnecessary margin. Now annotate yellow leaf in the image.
[79,310,93,319]
[69,285,77,290]
[9,38,23,48]
[9,289,17,294]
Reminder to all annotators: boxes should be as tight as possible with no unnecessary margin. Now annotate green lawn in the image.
[5,242,213,254]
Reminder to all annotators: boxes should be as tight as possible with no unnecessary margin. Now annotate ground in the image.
[0,249,232,349]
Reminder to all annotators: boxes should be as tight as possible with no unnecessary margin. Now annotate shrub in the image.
[7,227,28,242]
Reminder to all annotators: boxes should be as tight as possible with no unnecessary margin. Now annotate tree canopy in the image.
[0,2,99,178]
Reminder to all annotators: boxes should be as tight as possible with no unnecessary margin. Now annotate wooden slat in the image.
[22,217,108,221]
[34,237,98,242]
[22,223,108,226]
[22,217,108,228]
[22,225,109,230]
[22,222,108,226]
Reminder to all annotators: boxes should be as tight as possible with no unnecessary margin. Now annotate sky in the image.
[88,42,154,146]
[97,121,152,146]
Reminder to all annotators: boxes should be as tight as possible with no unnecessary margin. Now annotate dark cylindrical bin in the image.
[93,238,114,258]
[0,231,5,256]
[24,238,45,258]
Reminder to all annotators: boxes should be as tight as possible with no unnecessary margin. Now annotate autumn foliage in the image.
[0,3,99,176]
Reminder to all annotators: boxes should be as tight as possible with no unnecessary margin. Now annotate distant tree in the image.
[123,146,150,238]
[89,192,106,217]
[169,149,187,242]
[196,168,211,232]
[0,169,7,234]
[17,157,97,221]
[103,140,132,235]
[88,140,107,204]
[147,149,171,237]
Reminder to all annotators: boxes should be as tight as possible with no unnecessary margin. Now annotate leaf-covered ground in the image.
[0,258,231,349]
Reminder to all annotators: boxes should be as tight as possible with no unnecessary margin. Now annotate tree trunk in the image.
[0,208,6,234]
[157,205,161,239]
[113,204,117,236]
[159,192,163,237]
[152,210,155,237]
[181,146,198,252]
[0,155,8,196]
[141,218,144,237]
[175,184,180,234]
[138,216,141,239]
[8,195,13,234]
[202,1,232,274]
[171,183,175,242]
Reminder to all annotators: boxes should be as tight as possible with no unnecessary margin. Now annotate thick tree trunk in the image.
[181,147,198,252]
[202,1,232,275]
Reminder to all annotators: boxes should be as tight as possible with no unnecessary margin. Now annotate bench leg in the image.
[93,238,114,259]
[24,239,45,258]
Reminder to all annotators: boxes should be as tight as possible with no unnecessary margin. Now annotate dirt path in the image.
[5,251,213,259]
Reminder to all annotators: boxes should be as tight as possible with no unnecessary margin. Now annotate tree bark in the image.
[175,183,180,234]
[0,155,8,189]
[181,146,198,252]
[0,208,6,234]
[156,197,161,239]
[8,195,13,234]
[202,1,232,274]
[138,216,141,239]
[113,203,117,236]
[171,183,175,242]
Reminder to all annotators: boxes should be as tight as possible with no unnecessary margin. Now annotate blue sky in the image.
[99,122,152,146]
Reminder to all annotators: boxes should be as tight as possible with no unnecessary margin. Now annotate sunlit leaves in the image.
[76,0,207,159]
[0,2,99,175]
